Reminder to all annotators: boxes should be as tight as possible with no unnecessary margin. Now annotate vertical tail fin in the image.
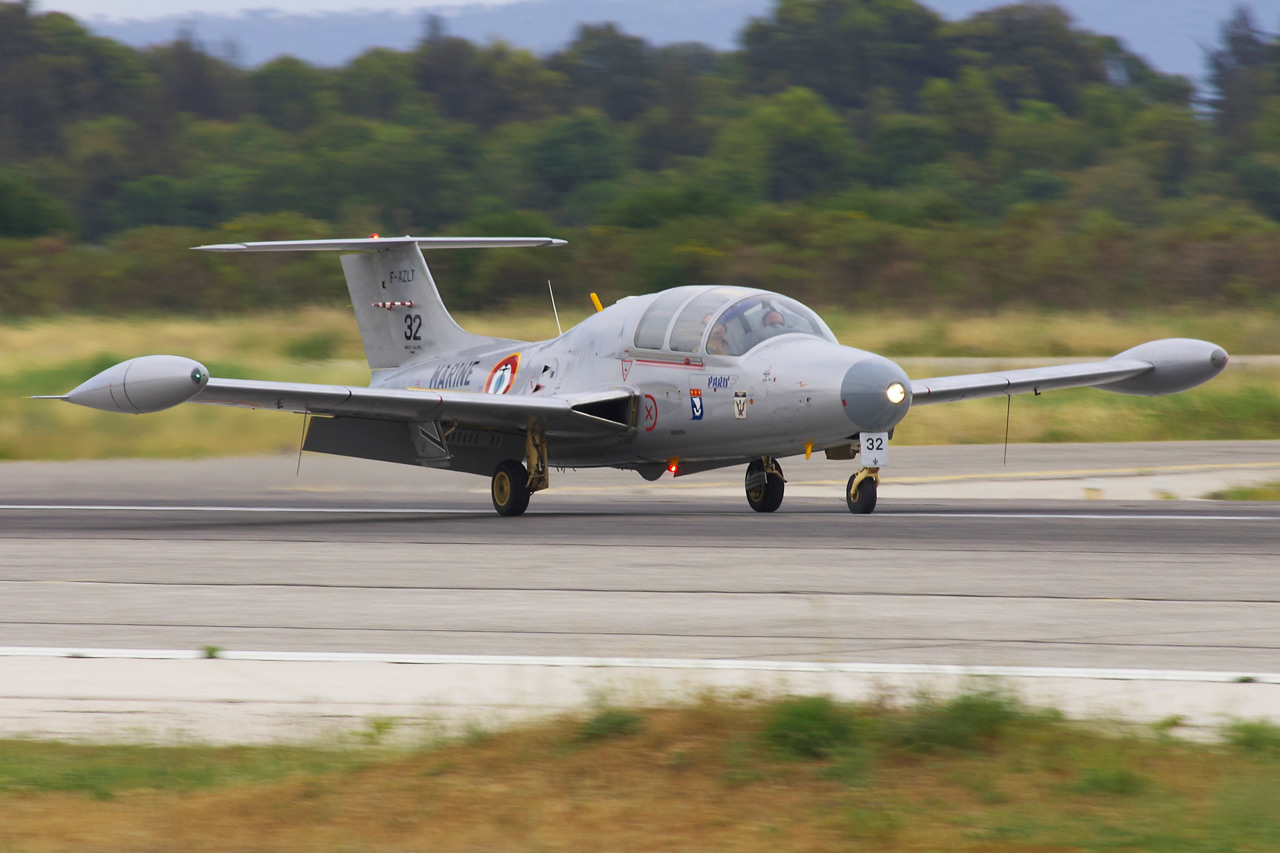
[193,236,566,371]
[341,243,477,370]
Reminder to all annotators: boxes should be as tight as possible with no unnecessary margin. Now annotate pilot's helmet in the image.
[763,310,784,327]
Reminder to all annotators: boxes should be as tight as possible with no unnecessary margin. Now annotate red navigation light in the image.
[667,458,679,474]
[369,233,380,238]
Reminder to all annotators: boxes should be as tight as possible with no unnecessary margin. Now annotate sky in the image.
[29,0,1280,80]
[37,0,1279,25]
[40,0,503,15]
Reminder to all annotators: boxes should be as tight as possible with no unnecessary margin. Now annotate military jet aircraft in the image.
[40,236,1229,516]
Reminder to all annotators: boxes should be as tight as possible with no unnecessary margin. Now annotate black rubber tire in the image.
[846,473,877,514]
[745,459,785,513]
[491,460,532,517]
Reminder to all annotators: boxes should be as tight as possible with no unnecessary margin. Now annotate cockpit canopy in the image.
[632,286,836,357]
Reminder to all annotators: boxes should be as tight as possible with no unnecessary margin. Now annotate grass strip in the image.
[1208,480,1280,501]
[2,690,1280,851]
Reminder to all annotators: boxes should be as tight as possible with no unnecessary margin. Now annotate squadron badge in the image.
[483,353,520,394]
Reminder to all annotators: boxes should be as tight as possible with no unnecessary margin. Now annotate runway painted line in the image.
[885,512,1278,521]
[0,503,1274,521]
[0,647,1275,684]
[0,504,480,514]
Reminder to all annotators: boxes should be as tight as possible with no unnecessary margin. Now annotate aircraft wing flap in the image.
[194,378,622,434]
[910,358,1153,406]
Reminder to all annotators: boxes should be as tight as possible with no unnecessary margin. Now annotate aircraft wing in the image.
[194,378,632,435]
[909,358,1154,406]
[910,338,1228,406]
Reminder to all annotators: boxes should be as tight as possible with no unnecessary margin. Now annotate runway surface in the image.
[2,442,1277,672]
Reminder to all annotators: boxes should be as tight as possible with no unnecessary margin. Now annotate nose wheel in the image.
[745,457,785,513]
[492,460,532,517]
[846,468,878,514]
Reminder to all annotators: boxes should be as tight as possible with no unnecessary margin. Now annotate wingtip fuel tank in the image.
[58,355,210,413]
[1101,338,1228,396]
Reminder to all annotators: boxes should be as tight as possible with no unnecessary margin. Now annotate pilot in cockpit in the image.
[707,323,730,355]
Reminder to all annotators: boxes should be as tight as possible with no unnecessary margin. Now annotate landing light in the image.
[886,382,906,404]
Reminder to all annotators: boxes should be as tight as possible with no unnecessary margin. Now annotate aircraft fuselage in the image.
[369,295,912,473]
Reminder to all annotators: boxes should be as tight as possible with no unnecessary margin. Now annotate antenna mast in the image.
[547,280,562,335]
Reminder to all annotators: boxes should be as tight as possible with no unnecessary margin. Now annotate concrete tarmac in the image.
[1,442,1278,668]
[0,442,1277,741]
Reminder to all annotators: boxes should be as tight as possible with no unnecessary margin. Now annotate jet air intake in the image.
[53,355,210,413]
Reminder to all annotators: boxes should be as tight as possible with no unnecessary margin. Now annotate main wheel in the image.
[745,459,785,513]
[491,460,532,517]
[846,473,877,514]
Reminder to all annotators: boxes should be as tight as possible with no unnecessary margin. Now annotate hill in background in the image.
[4,0,1280,317]
[80,0,1278,79]
[86,1,771,68]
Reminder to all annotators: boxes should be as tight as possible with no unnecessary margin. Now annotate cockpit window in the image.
[668,288,747,352]
[710,294,835,356]
[633,289,694,350]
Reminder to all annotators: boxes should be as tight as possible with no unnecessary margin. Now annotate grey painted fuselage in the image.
[366,287,909,475]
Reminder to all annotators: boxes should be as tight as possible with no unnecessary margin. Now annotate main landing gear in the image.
[491,420,549,517]
[846,468,878,514]
[491,460,532,516]
[745,457,785,513]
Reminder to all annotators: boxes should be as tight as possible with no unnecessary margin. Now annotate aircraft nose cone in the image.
[841,355,912,431]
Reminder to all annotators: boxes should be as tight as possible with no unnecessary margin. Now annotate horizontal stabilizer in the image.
[194,237,567,253]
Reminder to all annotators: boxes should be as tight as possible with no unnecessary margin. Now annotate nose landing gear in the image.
[745,457,786,513]
[846,468,878,514]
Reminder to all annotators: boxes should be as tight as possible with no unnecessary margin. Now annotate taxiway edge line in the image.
[0,647,1274,684]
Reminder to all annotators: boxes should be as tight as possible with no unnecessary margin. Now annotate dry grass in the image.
[1208,479,1280,500]
[2,305,1273,365]
[823,307,1280,357]
[2,696,1279,852]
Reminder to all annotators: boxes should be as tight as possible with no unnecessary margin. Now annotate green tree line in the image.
[1,0,1279,316]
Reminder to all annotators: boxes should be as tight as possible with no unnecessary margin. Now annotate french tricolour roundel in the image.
[483,353,520,394]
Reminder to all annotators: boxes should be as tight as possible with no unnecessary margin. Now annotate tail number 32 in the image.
[404,314,422,341]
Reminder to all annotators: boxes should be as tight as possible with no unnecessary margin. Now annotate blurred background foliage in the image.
[1,0,1279,317]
